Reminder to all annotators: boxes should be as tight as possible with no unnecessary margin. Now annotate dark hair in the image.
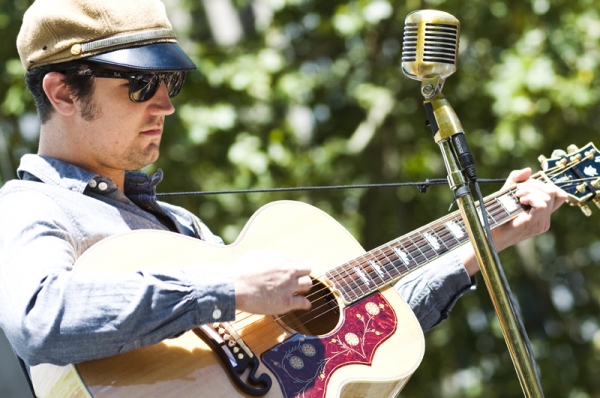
[24,61,98,124]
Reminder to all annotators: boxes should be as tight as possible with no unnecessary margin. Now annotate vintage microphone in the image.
[401,10,545,398]
[402,11,476,182]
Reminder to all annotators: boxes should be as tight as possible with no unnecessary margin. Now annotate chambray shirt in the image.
[0,155,475,366]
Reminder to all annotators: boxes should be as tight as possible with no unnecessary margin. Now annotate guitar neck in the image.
[325,174,543,304]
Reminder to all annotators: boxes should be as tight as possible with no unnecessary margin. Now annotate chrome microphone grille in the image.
[401,10,460,81]
[423,23,458,65]
[401,23,418,63]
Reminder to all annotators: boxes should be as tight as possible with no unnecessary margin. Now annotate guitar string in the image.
[231,171,552,336]
[219,162,590,353]
[236,180,583,354]
[315,165,595,303]
[327,161,600,301]
[230,185,576,356]
[229,167,572,341]
[235,176,527,326]
[226,185,523,348]
[230,194,510,333]
[215,158,593,331]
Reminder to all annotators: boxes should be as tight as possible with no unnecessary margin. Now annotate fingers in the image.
[296,274,313,294]
[503,168,532,188]
[290,294,312,311]
[516,183,551,210]
[515,177,567,212]
[290,262,312,278]
[492,169,568,250]
[233,252,314,315]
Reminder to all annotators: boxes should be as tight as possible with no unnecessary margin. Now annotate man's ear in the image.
[42,72,76,117]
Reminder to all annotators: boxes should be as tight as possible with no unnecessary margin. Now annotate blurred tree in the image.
[1,0,600,397]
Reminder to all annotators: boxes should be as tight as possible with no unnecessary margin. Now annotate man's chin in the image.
[126,149,160,171]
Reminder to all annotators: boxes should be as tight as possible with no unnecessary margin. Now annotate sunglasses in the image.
[90,69,187,103]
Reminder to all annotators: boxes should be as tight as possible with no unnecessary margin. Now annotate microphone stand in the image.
[419,76,545,398]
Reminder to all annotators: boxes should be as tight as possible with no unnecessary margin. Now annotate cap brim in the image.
[86,42,196,71]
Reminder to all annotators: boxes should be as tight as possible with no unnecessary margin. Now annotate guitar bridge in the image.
[194,323,271,396]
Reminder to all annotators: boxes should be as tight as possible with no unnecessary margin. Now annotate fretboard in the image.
[325,176,536,304]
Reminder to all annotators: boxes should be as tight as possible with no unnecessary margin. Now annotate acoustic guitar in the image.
[31,143,598,398]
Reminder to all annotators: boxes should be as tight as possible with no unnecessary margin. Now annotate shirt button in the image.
[98,182,108,191]
[88,180,97,188]
[212,308,222,320]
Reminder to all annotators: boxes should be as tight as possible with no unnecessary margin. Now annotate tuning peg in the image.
[551,149,567,158]
[567,144,579,154]
[579,204,592,216]
[594,198,600,209]
[576,183,588,194]
[538,155,548,171]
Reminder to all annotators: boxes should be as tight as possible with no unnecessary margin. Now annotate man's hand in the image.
[462,167,567,276]
[233,251,312,315]
[491,167,567,252]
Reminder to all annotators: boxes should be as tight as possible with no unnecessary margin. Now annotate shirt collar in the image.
[16,154,163,196]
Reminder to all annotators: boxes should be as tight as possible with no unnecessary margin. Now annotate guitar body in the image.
[31,201,425,398]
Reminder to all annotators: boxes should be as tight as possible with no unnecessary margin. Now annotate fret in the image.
[405,233,433,268]
[414,232,438,263]
[325,268,346,297]
[351,259,376,292]
[343,261,369,298]
[437,223,458,248]
[377,245,405,279]
[497,191,520,213]
[367,248,394,284]
[374,244,410,280]
[500,190,525,221]
[447,215,471,245]
[509,190,525,213]
[396,238,423,270]
[421,225,451,256]
[327,264,361,301]
[360,252,388,286]
[443,218,467,246]
[435,219,466,251]
[479,189,524,227]
[324,181,540,305]
[444,217,466,242]
[432,219,460,248]
[476,206,496,227]
[487,200,510,225]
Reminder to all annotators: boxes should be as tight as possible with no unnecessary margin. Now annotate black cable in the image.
[474,180,544,393]
[156,178,506,197]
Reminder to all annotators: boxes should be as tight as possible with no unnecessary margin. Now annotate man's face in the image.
[72,73,175,174]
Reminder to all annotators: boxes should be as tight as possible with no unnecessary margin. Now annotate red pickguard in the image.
[262,293,397,398]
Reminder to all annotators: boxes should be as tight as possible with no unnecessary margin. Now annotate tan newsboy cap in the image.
[17,0,196,72]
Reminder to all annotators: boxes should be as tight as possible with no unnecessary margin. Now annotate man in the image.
[0,0,565,384]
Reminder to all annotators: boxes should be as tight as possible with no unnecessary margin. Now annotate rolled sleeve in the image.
[184,267,236,324]
[395,252,476,332]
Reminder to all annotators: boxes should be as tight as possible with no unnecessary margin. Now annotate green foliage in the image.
[2,0,600,396]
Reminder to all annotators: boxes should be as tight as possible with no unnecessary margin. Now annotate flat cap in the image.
[17,0,196,71]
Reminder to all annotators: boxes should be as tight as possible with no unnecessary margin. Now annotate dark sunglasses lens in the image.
[165,72,186,98]
[127,72,187,102]
[129,74,159,102]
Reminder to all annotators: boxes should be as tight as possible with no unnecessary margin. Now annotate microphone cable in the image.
[473,178,544,389]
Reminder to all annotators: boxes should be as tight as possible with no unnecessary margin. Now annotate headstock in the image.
[539,142,600,216]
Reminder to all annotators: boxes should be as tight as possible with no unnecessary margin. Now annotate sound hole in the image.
[277,278,340,336]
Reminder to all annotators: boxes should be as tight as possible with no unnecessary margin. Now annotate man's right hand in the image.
[233,251,312,315]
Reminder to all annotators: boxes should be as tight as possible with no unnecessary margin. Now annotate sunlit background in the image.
[2,0,600,397]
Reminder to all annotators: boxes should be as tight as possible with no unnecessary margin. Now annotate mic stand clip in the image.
[420,77,545,398]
